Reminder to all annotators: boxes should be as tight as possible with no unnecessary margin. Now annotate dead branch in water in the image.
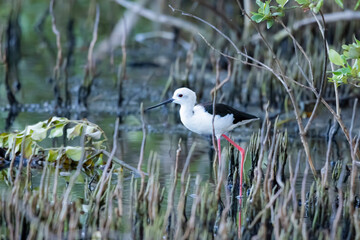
[79,4,100,108]
[49,0,63,107]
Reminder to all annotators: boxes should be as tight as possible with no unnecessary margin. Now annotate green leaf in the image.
[335,0,343,8]
[93,140,106,150]
[47,149,59,162]
[23,137,33,158]
[0,133,9,148]
[329,49,345,66]
[67,124,83,140]
[312,0,323,13]
[351,59,360,76]
[355,37,360,45]
[251,13,265,23]
[264,1,271,15]
[344,44,360,59]
[276,0,288,7]
[47,116,68,126]
[295,0,309,5]
[256,0,265,8]
[95,153,104,166]
[355,0,360,10]
[65,146,83,161]
[84,126,102,140]
[48,124,65,138]
[272,11,285,17]
[13,136,23,154]
[30,128,48,141]
[267,19,274,29]
[25,122,48,141]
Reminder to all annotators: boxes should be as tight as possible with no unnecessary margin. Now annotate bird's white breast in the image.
[180,105,235,137]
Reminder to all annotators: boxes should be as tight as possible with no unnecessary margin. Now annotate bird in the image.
[145,87,258,160]
[145,87,259,230]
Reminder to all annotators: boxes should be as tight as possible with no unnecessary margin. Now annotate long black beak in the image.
[145,98,174,111]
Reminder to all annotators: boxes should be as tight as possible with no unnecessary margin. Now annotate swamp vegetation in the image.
[0,0,360,239]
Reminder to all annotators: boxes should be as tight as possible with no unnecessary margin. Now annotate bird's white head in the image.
[145,87,197,112]
[172,88,197,106]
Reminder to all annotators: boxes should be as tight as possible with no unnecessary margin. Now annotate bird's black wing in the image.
[202,103,258,124]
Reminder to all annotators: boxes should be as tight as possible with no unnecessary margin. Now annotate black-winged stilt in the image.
[145,87,259,162]
[146,87,259,232]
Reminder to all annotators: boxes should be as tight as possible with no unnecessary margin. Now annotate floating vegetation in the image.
[0,117,107,168]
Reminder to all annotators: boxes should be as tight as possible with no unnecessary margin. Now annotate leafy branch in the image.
[329,38,360,86]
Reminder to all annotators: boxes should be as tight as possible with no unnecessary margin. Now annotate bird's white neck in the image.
[179,103,194,119]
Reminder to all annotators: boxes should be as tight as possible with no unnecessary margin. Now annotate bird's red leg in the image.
[217,137,222,165]
[221,134,245,236]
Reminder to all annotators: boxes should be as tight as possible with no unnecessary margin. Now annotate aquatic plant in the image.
[0,117,107,167]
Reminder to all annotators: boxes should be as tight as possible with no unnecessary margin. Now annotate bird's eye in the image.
[178,94,183,98]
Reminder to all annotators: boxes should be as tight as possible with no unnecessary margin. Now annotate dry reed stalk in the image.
[349,99,359,229]
[95,118,119,194]
[114,170,124,218]
[138,103,147,200]
[51,156,61,202]
[8,137,18,183]
[174,142,196,239]
[300,161,309,240]
[163,138,181,237]
[182,175,201,239]
[218,173,235,239]
[268,132,281,194]
[263,117,279,201]
[101,167,115,237]
[250,104,271,200]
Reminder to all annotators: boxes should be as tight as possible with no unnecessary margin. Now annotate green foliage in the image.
[295,0,323,13]
[0,117,107,167]
[251,0,287,29]
[329,38,360,86]
[252,0,358,27]
[296,0,359,11]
